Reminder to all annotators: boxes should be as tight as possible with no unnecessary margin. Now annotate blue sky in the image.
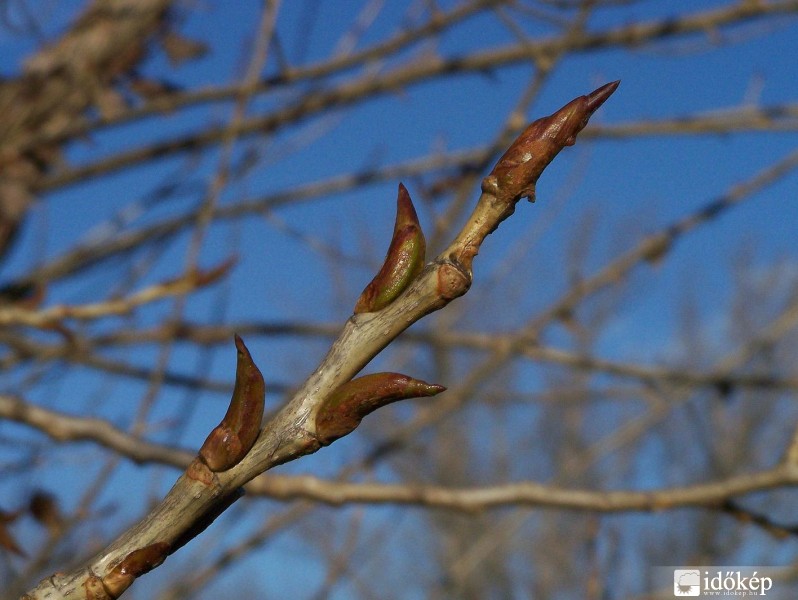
[2,1,798,597]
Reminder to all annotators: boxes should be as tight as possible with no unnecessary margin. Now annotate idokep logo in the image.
[672,568,774,597]
[673,570,701,596]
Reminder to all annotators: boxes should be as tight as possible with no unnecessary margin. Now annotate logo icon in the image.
[674,570,701,596]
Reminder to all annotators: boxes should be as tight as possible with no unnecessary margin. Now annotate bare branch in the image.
[0,259,232,328]
[250,467,798,513]
[22,82,618,599]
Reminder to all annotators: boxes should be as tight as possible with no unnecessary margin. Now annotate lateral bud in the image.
[315,372,445,445]
[0,507,24,557]
[354,183,426,313]
[101,542,170,598]
[199,335,265,471]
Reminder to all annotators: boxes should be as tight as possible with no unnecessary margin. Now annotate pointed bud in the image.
[487,80,619,204]
[102,542,170,597]
[354,183,426,313]
[315,372,445,445]
[199,335,265,471]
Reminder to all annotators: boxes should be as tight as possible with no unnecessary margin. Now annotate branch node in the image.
[436,261,471,301]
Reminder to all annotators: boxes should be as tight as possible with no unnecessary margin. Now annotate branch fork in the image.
[23,82,618,599]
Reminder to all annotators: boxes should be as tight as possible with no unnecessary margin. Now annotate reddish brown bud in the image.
[315,372,445,445]
[29,490,63,536]
[199,335,265,471]
[102,542,170,597]
[0,508,24,557]
[487,80,619,205]
[354,183,426,313]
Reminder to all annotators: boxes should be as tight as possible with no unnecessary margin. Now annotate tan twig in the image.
[0,260,232,328]
[0,394,193,468]
[34,2,798,192]
[248,467,797,512]
[4,392,796,516]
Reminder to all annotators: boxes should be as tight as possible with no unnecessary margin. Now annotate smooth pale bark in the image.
[23,82,617,600]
